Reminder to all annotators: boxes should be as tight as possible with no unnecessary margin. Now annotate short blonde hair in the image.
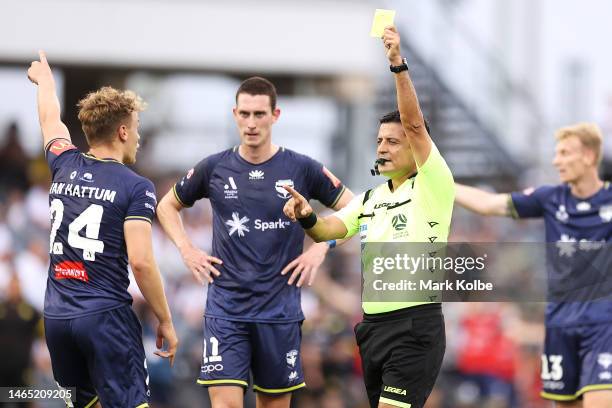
[555,122,603,165]
[77,86,146,146]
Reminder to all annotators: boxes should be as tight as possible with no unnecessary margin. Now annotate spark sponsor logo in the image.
[275,179,294,199]
[226,212,250,237]
[288,371,298,381]
[383,386,407,396]
[255,219,291,231]
[249,170,265,180]
[54,261,89,282]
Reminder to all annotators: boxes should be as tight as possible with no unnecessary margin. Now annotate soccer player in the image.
[283,26,455,408]
[454,123,612,407]
[28,51,178,408]
[156,76,352,408]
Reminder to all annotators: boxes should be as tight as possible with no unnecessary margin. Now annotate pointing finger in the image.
[283,185,302,199]
[38,50,48,64]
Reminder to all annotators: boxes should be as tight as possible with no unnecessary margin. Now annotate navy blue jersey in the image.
[43,139,157,319]
[174,146,345,322]
[510,182,612,327]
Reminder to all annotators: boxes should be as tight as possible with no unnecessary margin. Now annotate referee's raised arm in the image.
[383,26,432,167]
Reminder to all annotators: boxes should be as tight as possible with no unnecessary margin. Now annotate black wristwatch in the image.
[390,57,409,73]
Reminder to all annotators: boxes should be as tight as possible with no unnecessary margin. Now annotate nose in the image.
[246,116,256,129]
[377,141,387,156]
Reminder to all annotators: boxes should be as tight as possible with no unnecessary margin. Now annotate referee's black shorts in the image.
[354,304,445,408]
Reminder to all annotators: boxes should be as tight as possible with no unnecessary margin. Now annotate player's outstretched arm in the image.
[125,220,178,365]
[383,26,431,167]
[455,183,512,217]
[27,51,70,147]
[157,190,222,284]
[283,186,347,242]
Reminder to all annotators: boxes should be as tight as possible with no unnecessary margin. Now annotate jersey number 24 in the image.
[49,199,105,261]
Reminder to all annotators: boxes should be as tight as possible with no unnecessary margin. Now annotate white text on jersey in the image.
[49,182,117,203]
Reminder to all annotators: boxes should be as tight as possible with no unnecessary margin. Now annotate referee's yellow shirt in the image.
[334,143,455,314]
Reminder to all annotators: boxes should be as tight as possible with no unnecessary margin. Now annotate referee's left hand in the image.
[281,241,329,287]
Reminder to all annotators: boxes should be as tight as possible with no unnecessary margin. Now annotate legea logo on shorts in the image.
[383,386,407,396]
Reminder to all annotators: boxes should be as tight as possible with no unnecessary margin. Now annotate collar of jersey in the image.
[386,172,417,194]
[83,152,124,165]
[233,145,285,166]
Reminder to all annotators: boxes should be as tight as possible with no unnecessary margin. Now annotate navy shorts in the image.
[44,305,150,408]
[541,322,612,401]
[197,317,305,394]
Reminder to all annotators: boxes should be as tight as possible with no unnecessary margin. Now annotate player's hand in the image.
[283,185,313,222]
[154,321,179,366]
[281,241,329,287]
[382,26,402,64]
[27,50,53,86]
[179,244,222,285]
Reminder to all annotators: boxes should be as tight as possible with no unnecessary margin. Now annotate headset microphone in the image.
[370,158,389,176]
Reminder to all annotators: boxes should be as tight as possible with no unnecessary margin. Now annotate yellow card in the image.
[370,9,396,37]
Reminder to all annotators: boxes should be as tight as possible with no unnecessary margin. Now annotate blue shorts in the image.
[44,305,150,408]
[541,322,612,401]
[197,317,306,394]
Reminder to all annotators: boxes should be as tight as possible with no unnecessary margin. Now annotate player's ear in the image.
[118,124,129,142]
[272,108,281,123]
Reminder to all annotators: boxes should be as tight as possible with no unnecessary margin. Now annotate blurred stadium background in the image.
[1,0,611,406]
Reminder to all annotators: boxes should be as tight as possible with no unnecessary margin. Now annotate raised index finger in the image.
[283,185,302,199]
[38,50,48,65]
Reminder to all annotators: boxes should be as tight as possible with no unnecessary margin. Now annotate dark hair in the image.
[235,76,277,110]
[379,110,431,134]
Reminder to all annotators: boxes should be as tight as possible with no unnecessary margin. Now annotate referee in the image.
[283,26,455,408]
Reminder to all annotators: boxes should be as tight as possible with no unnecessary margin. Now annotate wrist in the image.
[177,241,193,254]
[389,56,403,66]
[298,212,317,229]
[326,239,337,249]
[389,57,408,73]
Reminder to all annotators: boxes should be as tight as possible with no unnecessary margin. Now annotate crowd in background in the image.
[0,122,552,407]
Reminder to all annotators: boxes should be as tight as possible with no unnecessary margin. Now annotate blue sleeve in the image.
[45,138,79,174]
[304,157,346,208]
[510,185,555,219]
[125,178,157,224]
[173,158,212,207]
